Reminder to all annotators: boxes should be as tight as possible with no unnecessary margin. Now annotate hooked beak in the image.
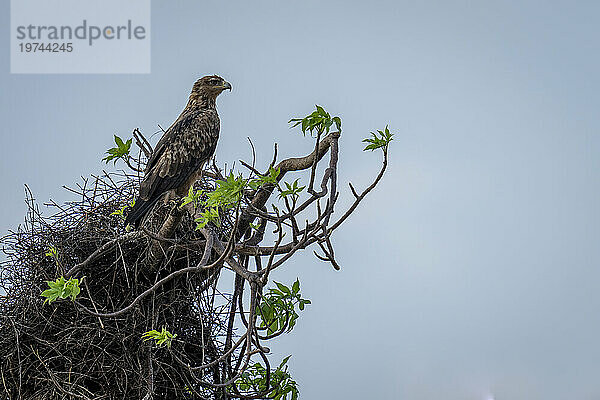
[222,81,232,91]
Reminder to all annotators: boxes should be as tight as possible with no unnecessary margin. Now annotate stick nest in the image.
[0,171,231,399]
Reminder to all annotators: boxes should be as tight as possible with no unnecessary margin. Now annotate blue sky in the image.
[2,1,600,399]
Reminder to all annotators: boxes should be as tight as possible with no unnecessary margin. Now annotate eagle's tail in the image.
[124,197,160,228]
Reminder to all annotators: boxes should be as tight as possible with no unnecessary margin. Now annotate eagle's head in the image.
[191,75,232,100]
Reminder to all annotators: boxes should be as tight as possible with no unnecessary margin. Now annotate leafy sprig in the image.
[180,186,204,209]
[191,173,247,230]
[289,105,341,136]
[103,135,132,164]
[207,173,246,208]
[41,276,82,304]
[195,207,221,229]
[278,179,305,203]
[249,167,280,190]
[234,356,299,400]
[142,327,177,348]
[363,125,394,151]
[257,279,310,335]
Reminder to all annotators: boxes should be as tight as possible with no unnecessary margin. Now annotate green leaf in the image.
[275,281,291,295]
[332,116,342,132]
[279,355,292,369]
[301,118,309,134]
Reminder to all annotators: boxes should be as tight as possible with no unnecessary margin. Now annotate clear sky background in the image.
[2,1,600,399]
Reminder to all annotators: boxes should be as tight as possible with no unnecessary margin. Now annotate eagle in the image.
[125,75,232,228]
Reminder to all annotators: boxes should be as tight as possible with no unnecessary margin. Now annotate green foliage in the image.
[278,179,305,202]
[289,105,341,136]
[180,186,204,209]
[249,167,280,190]
[142,327,177,348]
[235,356,299,400]
[257,279,310,335]
[111,199,135,219]
[41,276,82,304]
[207,173,246,208]
[192,173,248,230]
[103,135,132,164]
[195,207,220,229]
[363,125,394,152]
[45,245,59,266]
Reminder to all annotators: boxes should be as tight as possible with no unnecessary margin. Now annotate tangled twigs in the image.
[0,120,390,399]
[65,231,143,278]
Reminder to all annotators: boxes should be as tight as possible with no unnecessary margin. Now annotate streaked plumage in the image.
[125,75,231,228]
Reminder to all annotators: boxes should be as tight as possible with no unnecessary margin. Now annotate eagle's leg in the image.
[146,200,185,272]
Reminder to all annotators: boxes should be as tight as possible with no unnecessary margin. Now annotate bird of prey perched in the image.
[125,75,232,228]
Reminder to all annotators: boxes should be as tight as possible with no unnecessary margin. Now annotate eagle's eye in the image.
[209,79,220,85]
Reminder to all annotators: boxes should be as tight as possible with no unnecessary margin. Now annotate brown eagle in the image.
[125,75,232,228]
